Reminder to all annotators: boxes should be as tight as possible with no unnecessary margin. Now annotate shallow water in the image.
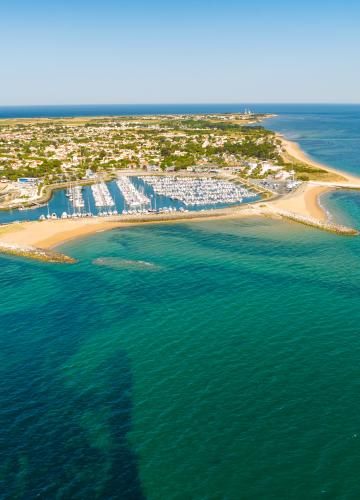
[1,205,360,498]
[1,105,360,499]
[93,257,161,271]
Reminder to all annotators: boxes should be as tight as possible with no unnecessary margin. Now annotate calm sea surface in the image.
[1,105,360,499]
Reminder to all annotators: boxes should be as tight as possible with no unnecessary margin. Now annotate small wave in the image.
[92,257,160,270]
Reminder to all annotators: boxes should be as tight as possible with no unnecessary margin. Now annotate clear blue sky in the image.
[1,0,359,105]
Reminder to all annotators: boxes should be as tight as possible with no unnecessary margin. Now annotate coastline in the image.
[0,206,262,252]
[1,132,360,262]
[278,135,360,184]
[0,186,358,264]
[264,181,332,222]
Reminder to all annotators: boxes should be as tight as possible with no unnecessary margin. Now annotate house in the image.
[275,170,291,181]
[17,177,39,185]
[146,164,161,172]
[84,168,95,179]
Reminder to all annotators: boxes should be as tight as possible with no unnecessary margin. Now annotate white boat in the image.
[116,177,150,208]
[139,175,255,207]
[91,182,115,209]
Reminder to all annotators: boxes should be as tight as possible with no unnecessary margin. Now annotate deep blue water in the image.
[0,103,359,119]
[265,108,360,176]
[1,105,360,499]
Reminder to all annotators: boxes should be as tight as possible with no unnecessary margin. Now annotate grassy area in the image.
[279,155,346,182]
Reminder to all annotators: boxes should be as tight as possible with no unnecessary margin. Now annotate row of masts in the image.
[39,176,255,220]
[66,185,85,209]
[91,182,115,208]
[116,176,150,207]
[140,176,256,206]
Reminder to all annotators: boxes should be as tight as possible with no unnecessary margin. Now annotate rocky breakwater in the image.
[270,208,359,236]
[0,242,76,263]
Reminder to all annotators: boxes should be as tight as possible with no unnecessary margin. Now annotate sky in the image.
[1,0,359,105]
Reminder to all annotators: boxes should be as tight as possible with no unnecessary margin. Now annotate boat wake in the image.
[92,257,161,270]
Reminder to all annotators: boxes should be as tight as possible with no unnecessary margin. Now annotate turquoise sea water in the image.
[1,105,360,499]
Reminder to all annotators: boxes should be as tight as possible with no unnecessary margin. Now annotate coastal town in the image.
[0,112,359,263]
[0,112,332,210]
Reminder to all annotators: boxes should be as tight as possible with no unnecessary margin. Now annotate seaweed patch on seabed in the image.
[92,257,162,270]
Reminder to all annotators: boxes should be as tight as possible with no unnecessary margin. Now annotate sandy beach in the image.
[279,135,360,184]
[0,206,261,251]
[265,183,332,222]
[0,218,126,249]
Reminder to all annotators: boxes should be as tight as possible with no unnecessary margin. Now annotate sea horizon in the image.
[1,102,360,119]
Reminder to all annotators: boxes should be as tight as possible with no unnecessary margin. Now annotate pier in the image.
[116,176,150,207]
[269,208,359,235]
[140,176,256,206]
[91,182,115,209]
[68,185,85,211]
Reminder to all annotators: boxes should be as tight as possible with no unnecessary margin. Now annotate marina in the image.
[67,185,85,211]
[116,176,150,207]
[140,176,257,206]
[0,176,259,224]
[91,182,115,209]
